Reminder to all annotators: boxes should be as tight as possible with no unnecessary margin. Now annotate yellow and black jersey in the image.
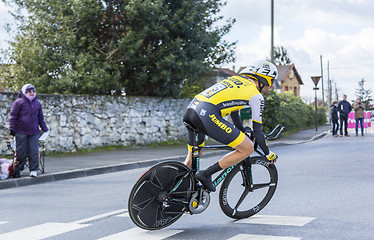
[183,76,267,149]
[194,76,264,124]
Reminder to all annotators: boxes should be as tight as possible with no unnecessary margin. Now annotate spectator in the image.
[330,100,339,137]
[337,95,352,137]
[353,98,365,136]
[9,84,48,178]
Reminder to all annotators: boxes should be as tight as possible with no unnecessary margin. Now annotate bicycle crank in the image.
[188,190,210,214]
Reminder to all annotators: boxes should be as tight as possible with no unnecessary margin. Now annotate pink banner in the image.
[366,112,371,128]
[347,112,371,128]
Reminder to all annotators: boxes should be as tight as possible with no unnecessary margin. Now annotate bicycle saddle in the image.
[183,121,199,133]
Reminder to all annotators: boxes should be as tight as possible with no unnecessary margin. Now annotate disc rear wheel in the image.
[128,161,193,230]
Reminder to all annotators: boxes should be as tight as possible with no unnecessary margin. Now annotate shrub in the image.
[262,90,327,134]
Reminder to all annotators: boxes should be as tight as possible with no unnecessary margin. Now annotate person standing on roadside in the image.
[353,98,365,136]
[337,95,352,137]
[9,84,49,178]
[330,100,339,137]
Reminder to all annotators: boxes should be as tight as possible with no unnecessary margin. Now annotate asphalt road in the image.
[0,134,373,240]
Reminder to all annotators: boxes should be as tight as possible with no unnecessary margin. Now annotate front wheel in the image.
[128,161,194,230]
[219,156,278,219]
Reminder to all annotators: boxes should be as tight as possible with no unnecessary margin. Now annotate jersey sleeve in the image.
[248,93,264,124]
[230,111,245,132]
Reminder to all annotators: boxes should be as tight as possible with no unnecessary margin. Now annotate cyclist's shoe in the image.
[195,170,216,192]
[266,151,278,164]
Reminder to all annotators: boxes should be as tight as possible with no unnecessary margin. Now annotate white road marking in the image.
[228,234,301,240]
[115,212,129,217]
[0,221,7,225]
[235,215,316,226]
[98,227,183,240]
[0,209,127,239]
[73,209,127,224]
[0,222,90,240]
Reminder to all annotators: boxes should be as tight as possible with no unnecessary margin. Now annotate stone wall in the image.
[0,92,190,154]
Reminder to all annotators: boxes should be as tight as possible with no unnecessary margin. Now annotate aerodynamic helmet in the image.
[239,60,278,87]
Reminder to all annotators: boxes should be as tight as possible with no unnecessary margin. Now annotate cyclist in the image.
[183,60,278,192]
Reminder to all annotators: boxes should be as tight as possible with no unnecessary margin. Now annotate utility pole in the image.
[327,61,332,104]
[320,55,325,105]
[270,0,274,63]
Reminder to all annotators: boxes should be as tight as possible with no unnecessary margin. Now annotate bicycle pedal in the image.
[188,191,211,214]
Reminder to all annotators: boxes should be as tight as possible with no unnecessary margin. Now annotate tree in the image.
[270,46,292,66]
[355,78,373,109]
[1,0,236,96]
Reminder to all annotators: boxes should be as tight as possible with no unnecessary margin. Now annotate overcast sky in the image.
[219,0,374,102]
[1,0,374,102]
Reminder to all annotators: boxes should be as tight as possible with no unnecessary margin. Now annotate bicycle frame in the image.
[184,123,284,194]
[166,144,238,201]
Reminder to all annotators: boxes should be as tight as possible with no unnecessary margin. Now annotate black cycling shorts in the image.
[183,98,245,150]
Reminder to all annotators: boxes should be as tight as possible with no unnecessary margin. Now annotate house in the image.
[206,64,304,98]
[274,64,303,97]
[205,68,239,88]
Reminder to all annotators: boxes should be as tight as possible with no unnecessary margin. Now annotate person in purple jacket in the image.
[9,84,49,178]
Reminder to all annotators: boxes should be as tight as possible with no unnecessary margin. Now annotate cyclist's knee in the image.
[236,136,253,158]
[242,143,254,158]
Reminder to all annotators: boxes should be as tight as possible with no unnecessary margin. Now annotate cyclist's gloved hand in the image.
[266,151,278,164]
[10,130,16,136]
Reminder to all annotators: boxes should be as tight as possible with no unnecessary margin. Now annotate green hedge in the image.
[262,91,327,134]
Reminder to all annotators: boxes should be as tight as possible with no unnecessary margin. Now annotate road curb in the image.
[0,131,330,190]
[0,150,228,190]
[268,130,330,147]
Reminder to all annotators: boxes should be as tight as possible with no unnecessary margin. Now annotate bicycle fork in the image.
[241,158,254,191]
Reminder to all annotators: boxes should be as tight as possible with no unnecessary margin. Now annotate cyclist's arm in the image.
[230,111,245,132]
[252,122,269,155]
[337,101,342,113]
[249,94,270,155]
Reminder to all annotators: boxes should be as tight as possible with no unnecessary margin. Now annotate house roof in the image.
[238,66,246,74]
[214,68,240,77]
[276,64,304,85]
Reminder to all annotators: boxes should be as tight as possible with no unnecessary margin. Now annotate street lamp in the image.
[311,76,321,131]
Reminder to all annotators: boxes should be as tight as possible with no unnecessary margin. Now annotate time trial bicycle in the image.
[128,123,284,230]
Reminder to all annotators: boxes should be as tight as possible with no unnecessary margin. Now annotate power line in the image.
[330,62,374,69]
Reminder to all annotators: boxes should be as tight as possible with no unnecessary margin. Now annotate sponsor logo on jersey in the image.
[259,98,265,118]
[209,114,232,133]
[188,101,199,110]
[221,100,248,108]
[200,83,227,98]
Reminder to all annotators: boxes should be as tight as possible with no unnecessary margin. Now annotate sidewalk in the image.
[0,125,332,190]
